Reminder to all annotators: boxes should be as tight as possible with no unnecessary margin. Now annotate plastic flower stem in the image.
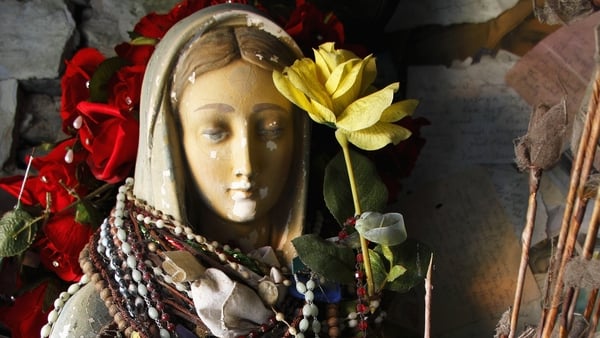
[424,253,433,338]
[15,152,35,210]
[335,130,375,297]
[509,166,541,338]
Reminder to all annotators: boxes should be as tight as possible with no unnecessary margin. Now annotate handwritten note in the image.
[385,0,519,30]
[396,167,541,336]
[405,51,531,184]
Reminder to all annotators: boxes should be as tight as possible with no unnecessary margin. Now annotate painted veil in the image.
[133,4,310,263]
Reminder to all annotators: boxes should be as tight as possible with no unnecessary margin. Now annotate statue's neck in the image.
[195,208,272,252]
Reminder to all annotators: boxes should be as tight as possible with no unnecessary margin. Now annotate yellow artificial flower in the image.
[273,42,418,150]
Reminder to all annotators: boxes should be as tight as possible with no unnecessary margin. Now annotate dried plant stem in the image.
[424,254,433,338]
[542,67,600,337]
[509,167,542,338]
[587,297,600,338]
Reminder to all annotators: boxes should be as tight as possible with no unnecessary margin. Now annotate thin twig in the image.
[424,253,433,338]
[510,167,542,338]
[542,65,600,338]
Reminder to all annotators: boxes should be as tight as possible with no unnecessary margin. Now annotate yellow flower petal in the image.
[336,83,398,132]
[314,42,359,79]
[327,59,364,111]
[380,99,418,122]
[284,59,333,110]
[345,122,412,151]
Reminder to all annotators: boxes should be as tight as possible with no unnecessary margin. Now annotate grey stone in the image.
[19,93,65,145]
[0,0,77,81]
[0,79,18,170]
[80,0,181,57]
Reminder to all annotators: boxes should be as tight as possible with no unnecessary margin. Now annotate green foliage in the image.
[323,149,387,224]
[370,239,432,293]
[89,57,129,103]
[292,234,355,284]
[0,208,40,257]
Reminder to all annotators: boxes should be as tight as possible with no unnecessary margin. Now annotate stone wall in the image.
[0,0,180,177]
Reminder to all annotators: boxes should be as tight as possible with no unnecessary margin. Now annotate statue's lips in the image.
[229,189,254,201]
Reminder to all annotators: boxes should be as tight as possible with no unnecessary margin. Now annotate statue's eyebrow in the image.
[193,103,235,113]
[252,103,289,113]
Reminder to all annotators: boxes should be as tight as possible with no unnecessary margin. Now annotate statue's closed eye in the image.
[202,128,229,143]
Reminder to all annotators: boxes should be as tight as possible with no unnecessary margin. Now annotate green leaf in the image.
[368,248,388,292]
[74,200,103,227]
[387,264,406,282]
[291,234,355,284]
[323,149,388,224]
[379,238,433,293]
[0,208,40,257]
[89,57,129,103]
[382,245,394,265]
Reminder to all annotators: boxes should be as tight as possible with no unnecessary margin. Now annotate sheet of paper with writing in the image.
[505,11,599,135]
[397,166,541,337]
[385,0,519,30]
[405,51,530,185]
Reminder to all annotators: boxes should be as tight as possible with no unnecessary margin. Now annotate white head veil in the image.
[133,4,309,263]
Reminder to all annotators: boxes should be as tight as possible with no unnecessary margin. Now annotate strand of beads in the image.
[40,273,90,337]
[354,252,369,335]
[292,274,321,338]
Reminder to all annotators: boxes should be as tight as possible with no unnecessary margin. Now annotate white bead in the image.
[153,267,163,275]
[174,226,183,234]
[115,201,125,211]
[156,219,165,228]
[117,229,127,241]
[138,284,148,296]
[296,282,307,294]
[304,290,314,302]
[40,323,52,337]
[79,274,90,284]
[312,320,322,333]
[163,275,173,284]
[186,233,195,240]
[159,328,171,338]
[348,311,358,320]
[53,297,64,308]
[148,306,159,319]
[302,304,312,317]
[121,242,132,255]
[144,216,152,224]
[132,269,142,282]
[59,292,69,301]
[176,283,187,292]
[67,283,80,294]
[118,185,127,193]
[295,333,304,338]
[126,177,134,185]
[275,312,285,321]
[306,279,316,291]
[116,193,125,201]
[127,255,137,269]
[288,327,297,335]
[348,319,357,328]
[184,227,193,234]
[114,217,124,228]
[299,318,310,332]
[136,213,144,221]
[310,304,319,317]
[47,309,59,323]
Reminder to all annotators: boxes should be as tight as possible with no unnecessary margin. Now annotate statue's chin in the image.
[228,198,257,222]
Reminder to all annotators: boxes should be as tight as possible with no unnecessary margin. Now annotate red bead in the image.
[356,253,364,263]
[167,322,176,331]
[338,231,348,240]
[356,287,366,297]
[345,217,356,226]
[259,324,269,332]
[161,312,170,321]
[356,303,368,314]
[358,319,368,331]
[355,270,364,279]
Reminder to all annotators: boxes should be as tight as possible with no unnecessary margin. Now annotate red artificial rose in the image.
[60,48,105,135]
[114,42,155,65]
[285,0,345,55]
[30,138,88,212]
[34,214,93,282]
[77,101,139,184]
[108,64,146,112]
[0,280,51,338]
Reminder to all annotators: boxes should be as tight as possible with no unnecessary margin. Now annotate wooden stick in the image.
[587,294,600,338]
[510,167,542,338]
[424,254,433,338]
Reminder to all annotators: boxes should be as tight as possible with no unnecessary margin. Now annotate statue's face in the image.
[179,59,294,223]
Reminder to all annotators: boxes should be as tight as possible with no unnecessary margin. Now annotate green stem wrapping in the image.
[336,130,375,297]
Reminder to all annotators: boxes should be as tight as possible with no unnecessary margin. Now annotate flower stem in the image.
[335,131,375,297]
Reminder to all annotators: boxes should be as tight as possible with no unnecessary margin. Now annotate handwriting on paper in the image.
[405,51,531,183]
[397,167,541,336]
